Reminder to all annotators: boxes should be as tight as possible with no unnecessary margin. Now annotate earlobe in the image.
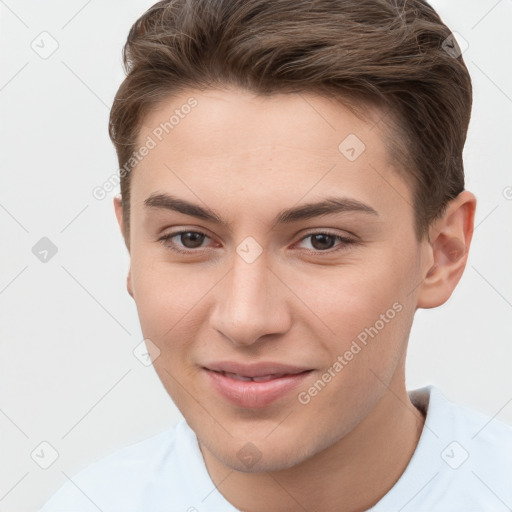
[417,191,476,309]
[127,268,134,298]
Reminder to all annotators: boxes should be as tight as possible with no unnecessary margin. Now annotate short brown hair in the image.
[109,0,472,242]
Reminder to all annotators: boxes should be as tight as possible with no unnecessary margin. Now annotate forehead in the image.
[140,87,388,158]
[130,87,414,226]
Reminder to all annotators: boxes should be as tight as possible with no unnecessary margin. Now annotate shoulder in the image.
[374,386,512,512]
[424,385,512,459]
[429,386,512,509]
[38,420,189,512]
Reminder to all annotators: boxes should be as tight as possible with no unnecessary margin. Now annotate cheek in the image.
[298,257,413,342]
[129,251,192,338]
[294,253,417,400]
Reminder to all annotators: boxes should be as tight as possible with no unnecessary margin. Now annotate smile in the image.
[202,364,313,408]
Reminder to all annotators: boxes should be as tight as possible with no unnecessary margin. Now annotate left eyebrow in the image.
[275,197,379,223]
[143,193,379,226]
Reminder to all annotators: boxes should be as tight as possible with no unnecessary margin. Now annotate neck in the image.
[200,368,425,512]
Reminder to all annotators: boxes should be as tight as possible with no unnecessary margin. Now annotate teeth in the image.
[224,371,253,382]
[252,374,285,382]
[222,371,286,382]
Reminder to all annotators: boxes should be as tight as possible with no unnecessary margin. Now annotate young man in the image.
[40,0,512,510]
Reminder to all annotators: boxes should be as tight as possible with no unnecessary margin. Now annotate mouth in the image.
[202,362,314,408]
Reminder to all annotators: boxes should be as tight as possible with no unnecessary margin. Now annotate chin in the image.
[224,447,311,474]
[202,429,326,474]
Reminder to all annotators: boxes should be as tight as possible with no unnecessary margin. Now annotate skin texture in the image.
[114,87,476,512]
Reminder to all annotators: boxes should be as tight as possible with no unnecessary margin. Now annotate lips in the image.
[202,361,313,408]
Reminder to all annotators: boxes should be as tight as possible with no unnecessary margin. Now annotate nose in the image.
[209,250,292,347]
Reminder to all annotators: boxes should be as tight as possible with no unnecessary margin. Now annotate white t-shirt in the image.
[39,386,512,511]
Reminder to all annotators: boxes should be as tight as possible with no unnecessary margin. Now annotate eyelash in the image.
[157,229,358,255]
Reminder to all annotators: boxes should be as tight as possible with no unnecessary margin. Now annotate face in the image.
[118,87,432,472]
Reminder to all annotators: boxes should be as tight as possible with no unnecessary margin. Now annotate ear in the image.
[113,195,134,299]
[417,190,476,309]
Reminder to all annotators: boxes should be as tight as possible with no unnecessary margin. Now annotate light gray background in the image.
[1,1,511,511]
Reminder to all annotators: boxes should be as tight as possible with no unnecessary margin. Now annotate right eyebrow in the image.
[144,193,223,223]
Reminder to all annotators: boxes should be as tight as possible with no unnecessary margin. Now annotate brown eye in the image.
[296,231,357,254]
[309,233,337,251]
[158,230,211,254]
[179,231,206,249]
